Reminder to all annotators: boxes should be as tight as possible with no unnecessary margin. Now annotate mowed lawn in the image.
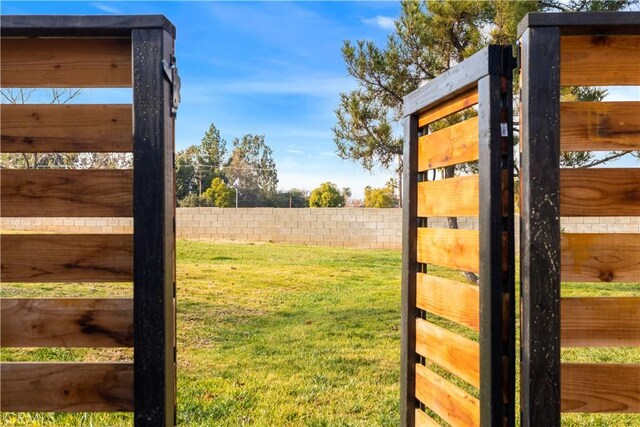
[1,240,639,426]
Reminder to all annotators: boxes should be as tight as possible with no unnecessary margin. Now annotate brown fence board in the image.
[418,89,478,127]
[1,169,133,217]
[0,362,133,412]
[415,409,440,427]
[561,297,640,347]
[0,234,133,282]
[0,38,132,88]
[561,35,640,86]
[416,318,480,388]
[561,101,640,151]
[416,273,479,331]
[561,233,640,282]
[415,363,480,427]
[0,104,133,153]
[560,168,640,217]
[417,117,479,171]
[1,298,133,348]
[561,363,640,413]
[418,174,479,217]
[417,228,480,274]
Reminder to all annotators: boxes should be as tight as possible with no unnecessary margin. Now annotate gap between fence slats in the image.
[0,298,133,348]
[0,38,132,88]
[561,35,640,86]
[561,363,640,413]
[415,363,480,427]
[560,168,640,217]
[1,169,133,217]
[0,104,133,153]
[0,362,133,412]
[415,318,480,388]
[417,228,480,274]
[561,233,640,283]
[0,234,133,282]
[416,273,479,331]
[417,117,479,171]
[561,101,640,151]
[415,408,440,427]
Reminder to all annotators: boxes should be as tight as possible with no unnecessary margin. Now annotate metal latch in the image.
[162,55,181,118]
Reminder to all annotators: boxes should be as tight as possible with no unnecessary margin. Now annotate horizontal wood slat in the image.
[560,168,640,217]
[561,35,640,86]
[1,169,133,217]
[416,273,479,331]
[415,318,480,388]
[561,102,640,151]
[0,104,133,153]
[0,362,133,412]
[418,175,479,217]
[561,233,640,283]
[418,89,478,127]
[561,297,640,348]
[417,228,480,274]
[415,409,440,427]
[0,234,133,282]
[1,298,133,348]
[418,117,479,171]
[561,363,640,413]
[415,363,480,427]
[0,38,132,88]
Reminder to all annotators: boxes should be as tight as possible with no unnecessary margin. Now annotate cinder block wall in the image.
[1,209,637,250]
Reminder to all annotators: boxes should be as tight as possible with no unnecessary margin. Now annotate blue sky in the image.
[2,1,402,198]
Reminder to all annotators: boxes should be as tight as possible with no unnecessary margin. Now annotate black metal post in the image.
[519,26,561,427]
[400,114,418,427]
[132,28,177,427]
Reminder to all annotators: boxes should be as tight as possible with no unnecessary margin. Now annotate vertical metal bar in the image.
[519,27,561,427]
[132,28,177,427]
[400,114,418,427]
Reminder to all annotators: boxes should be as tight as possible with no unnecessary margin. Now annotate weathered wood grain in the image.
[561,102,640,151]
[561,297,640,347]
[417,117,479,171]
[415,363,480,427]
[416,273,479,331]
[560,168,640,217]
[0,362,133,412]
[0,104,132,152]
[1,169,133,217]
[561,35,640,86]
[561,363,640,413]
[1,38,131,87]
[417,228,480,274]
[1,298,133,347]
[0,234,133,282]
[415,318,480,388]
[418,174,479,217]
[418,89,478,127]
[561,233,640,282]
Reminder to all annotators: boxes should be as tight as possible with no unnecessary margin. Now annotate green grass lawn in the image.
[1,240,638,426]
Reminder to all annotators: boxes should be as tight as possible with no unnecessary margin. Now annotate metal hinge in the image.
[162,55,181,118]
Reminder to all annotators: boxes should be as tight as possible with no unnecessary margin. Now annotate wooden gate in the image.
[518,12,640,426]
[401,46,516,426]
[0,15,178,426]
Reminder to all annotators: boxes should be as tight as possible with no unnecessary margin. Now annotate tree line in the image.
[176,124,400,208]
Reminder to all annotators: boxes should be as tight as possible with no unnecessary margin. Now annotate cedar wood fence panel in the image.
[518,12,640,427]
[0,15,177,427]
[401,45,516,427]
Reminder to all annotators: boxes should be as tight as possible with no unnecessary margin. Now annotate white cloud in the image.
[186,76,354,98]
[362,16,396,31]
[91,3,124,14]
[286,149,304,155]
